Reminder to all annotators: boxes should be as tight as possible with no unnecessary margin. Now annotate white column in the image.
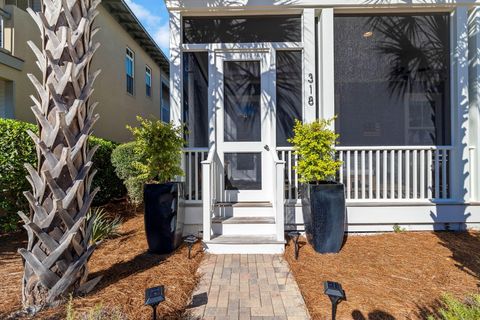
[469,7,480,202]
[317,8,335,123]
[207,50,216,148]
[169,11,182,127]
[169,11,185,184]
[450,7,470,202]
[303,8,316,123]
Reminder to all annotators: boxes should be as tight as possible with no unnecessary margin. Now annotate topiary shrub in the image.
[0,119,125,232]
[111,141,145,205]
[288,118,342,183]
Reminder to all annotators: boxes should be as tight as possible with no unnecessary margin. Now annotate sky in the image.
[125,0,170,55]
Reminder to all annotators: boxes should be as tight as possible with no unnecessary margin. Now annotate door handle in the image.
[264,145,270,151]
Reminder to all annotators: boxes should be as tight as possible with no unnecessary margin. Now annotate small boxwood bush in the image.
[89,136,126,205]
[111,141,145,205]
[0,119,125,232]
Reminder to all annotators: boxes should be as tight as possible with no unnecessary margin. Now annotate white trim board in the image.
[181,204,480,234]
[166,0,479,10]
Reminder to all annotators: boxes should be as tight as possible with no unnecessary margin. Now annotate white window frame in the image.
[126,47,135,95]
[145,65,152,97]
[179,12,307,149]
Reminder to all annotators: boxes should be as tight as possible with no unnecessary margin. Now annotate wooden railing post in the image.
[275,161,285,242]
[200,146,216,242]
[201,161,211,241]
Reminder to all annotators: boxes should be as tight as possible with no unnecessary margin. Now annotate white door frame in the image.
[213,49,276,202]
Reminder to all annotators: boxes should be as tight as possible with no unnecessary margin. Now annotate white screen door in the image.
[214,51,276,202]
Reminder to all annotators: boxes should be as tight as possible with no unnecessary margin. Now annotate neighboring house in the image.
[0,0,170,142]
[166,0,480,254]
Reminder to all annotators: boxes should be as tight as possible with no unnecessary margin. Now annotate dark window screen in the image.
[334,14,451,146]
[161,83,170,123]
[224,153,262,190]
[183,15,302,44]
[276,50,302,146]
[224,60,261,142]
[183,52,209,147]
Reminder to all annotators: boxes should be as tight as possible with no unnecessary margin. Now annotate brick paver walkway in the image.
[188,254,310,320]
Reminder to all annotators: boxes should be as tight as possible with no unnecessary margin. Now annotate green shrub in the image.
[288,118,342,183]
[0,214,21,233]
[0,119,36,218]
[111,141,145,204]
[88,137,126,205]
[0,119,126,232]
[428,294,480,320]
[127,116,185,184]
[112,117,185,204]
[87,207,122,244]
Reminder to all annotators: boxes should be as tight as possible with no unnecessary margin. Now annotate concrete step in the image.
[204,235,285,254]
[212,216,276,235]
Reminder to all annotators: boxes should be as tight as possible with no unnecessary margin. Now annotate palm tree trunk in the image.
[18,0,101,311]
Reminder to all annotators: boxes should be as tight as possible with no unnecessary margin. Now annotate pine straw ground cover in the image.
[0,202,203,319]
[285,231,480,320]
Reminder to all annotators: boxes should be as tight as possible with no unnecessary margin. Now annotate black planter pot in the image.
[144,182,185,254]
[301,182,346,254]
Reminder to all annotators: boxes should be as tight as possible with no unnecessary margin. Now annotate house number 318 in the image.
[307,73,314,106]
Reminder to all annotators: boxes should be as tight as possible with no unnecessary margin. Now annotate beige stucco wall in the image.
[91,5,168,142]
[0,5,40,121]
[0,4,168,142]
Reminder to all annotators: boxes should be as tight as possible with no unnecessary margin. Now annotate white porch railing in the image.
[277,146,453,202]
[185,145,453,205]
[183,147,209,201]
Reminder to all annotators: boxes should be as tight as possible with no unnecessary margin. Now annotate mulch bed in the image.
[285,231,480,320]
[0,201,204,319]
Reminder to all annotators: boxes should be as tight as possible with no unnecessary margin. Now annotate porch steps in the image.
[214,201,274,217]
[211,216,276,235]
[205,201,284,254]
[204,235,285,254]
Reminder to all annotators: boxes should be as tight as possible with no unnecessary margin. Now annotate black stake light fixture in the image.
[288,231,301,260]
[323,281,346,320]
[145,285,165,320]
[184,235,198,259]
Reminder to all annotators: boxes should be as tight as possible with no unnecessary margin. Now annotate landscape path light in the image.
[184,234,198,259]
[323,281,346,320]
[288,231,301,260]
[145,285,165,320]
